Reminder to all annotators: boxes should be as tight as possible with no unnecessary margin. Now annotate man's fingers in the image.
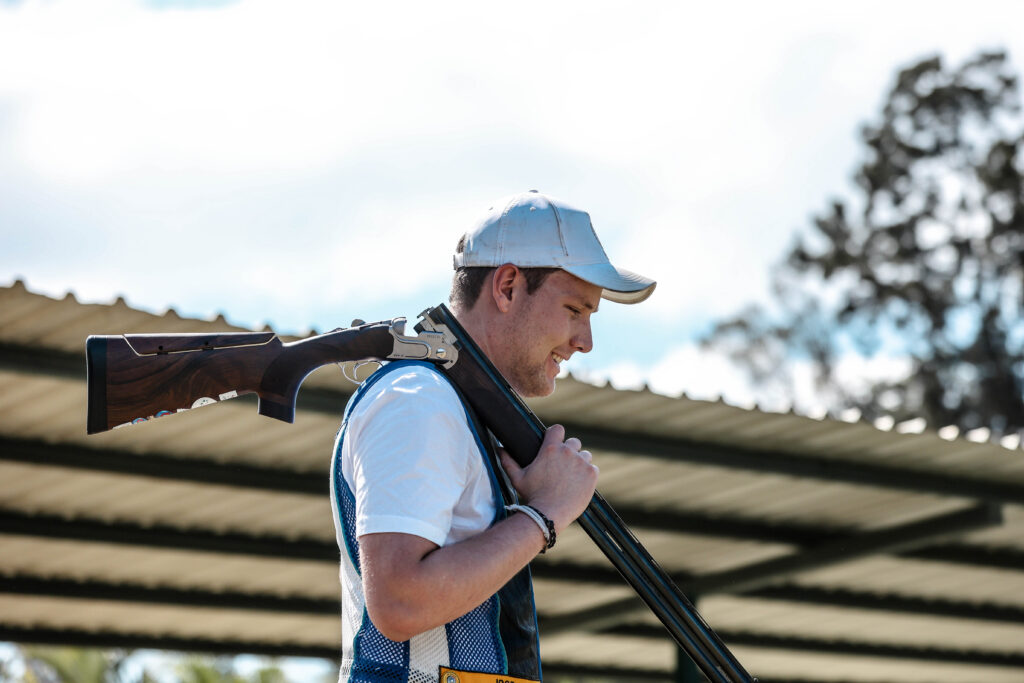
[542,424,566,446]
[579,450,593,464]
[565,437,582,452]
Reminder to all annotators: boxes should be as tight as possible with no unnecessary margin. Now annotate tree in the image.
[176,656,287,683]
[17,647,134,683]
[705,50,1024,434]
[2,647,293,683]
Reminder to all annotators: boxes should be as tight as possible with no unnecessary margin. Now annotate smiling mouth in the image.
[549,352,568,377]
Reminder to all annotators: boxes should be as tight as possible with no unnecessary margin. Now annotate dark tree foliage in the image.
[705,50,1024,434]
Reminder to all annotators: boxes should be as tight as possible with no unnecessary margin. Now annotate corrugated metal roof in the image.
[2,280,1023,681]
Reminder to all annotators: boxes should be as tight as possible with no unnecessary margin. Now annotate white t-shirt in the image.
[340,363,498,547]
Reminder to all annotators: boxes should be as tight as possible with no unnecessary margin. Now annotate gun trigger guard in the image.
[340,359,382,385]
[388,316,459,368]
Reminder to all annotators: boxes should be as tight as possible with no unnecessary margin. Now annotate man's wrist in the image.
[506,504,557,553]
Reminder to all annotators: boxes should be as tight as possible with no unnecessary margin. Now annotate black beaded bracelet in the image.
[532,505,557,552]
[506,504,557,553]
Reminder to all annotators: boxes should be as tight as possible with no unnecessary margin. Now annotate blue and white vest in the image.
[331,360,542,683]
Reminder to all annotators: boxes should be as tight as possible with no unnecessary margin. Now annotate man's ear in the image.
[490,264,521,313]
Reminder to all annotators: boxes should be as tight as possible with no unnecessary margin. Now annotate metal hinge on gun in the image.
[387,314,459,368]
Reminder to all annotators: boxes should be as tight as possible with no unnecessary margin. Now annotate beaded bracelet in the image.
[506,504,557,553]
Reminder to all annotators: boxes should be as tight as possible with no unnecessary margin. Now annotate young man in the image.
[331,191,655,683]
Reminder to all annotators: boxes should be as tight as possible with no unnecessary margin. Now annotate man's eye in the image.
[567,306,581,316]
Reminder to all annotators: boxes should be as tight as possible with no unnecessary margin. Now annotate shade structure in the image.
[2,280,1024,682]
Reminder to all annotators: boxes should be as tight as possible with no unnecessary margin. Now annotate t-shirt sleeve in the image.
[346,366,475,547]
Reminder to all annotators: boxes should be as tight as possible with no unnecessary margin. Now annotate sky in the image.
[3,0,1024,410]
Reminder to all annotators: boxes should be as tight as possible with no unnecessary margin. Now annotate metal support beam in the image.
[0,625,340,661]
[0,575,336,614]
[0,509,337,561]
[905,544,1024,571]
[0,437,327,495]
[686,503,1003,595]
[0,342,83,380]
[748,585,1024,624]
[541,663,672,681]
[529,537,1024,595]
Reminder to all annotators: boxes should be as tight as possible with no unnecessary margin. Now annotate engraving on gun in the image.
[124,332,277,356]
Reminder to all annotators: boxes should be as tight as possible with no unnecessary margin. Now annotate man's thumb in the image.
[499,449,523,482]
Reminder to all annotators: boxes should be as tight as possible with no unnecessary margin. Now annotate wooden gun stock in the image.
[86,323,395,434]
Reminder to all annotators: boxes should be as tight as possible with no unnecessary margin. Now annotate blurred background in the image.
[3,0,1024,681]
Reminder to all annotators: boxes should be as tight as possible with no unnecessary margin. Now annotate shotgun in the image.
[85,304,756,682]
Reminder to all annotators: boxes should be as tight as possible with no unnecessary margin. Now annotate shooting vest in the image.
[331,360,542,683]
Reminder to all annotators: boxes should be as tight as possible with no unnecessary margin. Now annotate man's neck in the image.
[451,303,500,369]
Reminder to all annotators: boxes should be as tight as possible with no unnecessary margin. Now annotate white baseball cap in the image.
[453,191,656,304]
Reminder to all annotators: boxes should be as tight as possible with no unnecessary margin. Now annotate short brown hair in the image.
[449,235,559,310]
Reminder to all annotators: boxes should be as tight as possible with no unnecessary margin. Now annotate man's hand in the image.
[499,424,599,533]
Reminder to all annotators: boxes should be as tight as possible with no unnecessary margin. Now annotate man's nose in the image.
[573,320,594,353]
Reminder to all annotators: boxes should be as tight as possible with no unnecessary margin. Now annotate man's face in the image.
[499,270,602,398]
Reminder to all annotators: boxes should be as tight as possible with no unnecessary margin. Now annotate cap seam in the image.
[548,201,570,258]
[497,195,520,265]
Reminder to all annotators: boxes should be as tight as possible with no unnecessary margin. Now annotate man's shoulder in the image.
[345,362,475,452]
[355,362,462,412]
[373,361,455,392]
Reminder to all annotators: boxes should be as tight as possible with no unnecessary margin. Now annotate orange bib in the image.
[439,666,540,683]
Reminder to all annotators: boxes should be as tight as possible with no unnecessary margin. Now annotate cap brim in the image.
[562,262,656,304]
